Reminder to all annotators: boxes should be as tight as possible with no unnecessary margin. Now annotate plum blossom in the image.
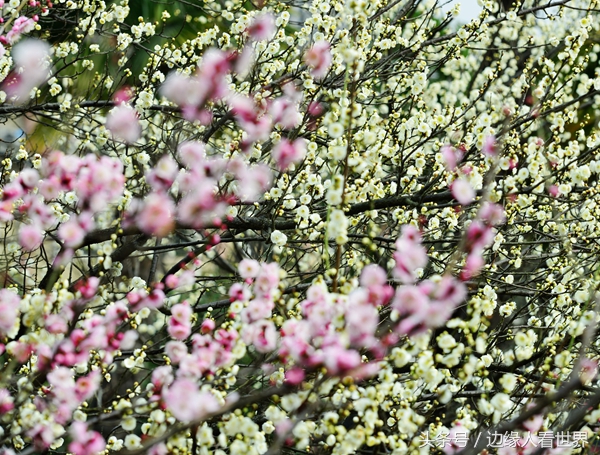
[230,94,272,143]
[482,135,498,156]
[146,155,179,190]
[0,389,14,414]
[160,48,231,120]
[246,13,276,41]
[238,258,261,279]
[580,358,598,385]
[136,192,176,237]
[18,224,43,251]
[4,39,51,102]
[461,251,485,280]
[272,138,306,171]
[304,41,332,79]
[451,178,475,205]
[393,225,428,283]
[465,220,494,253]
[244,319,277,353]
[28,423,54,451]
[441,145,463,171]
[269,84,302,129]
[68,422,105,455]
[168,302,192,340]
[163,378,220,422]
[6,16,36,44]
[58,219,86,248]
[270,229,288,246]
[0,289,19,335]
[235,164,272,201]
[478,202,506,226]
[106,104,141,144]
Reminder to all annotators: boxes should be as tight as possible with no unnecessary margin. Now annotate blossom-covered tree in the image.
[0,0,600,454]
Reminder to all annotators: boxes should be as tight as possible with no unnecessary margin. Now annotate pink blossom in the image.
[230,94,272,142]
[146,155,179,190]
[235,164,272,201]
[360,264,387,288]
[0,389,14,414]
[147,444,168,455]
[168,302,192,340]
[285,368,305,385]
[254,262,280,297]
[136,192,176,237]
[431,275,467,307]
[75,276,100,299]
[128,287,166,312]
[160,72,207,107]
[229,282,251,302]
[393,226,428,283]
[247,319,277,353]
[304,41,332,79]
[75,370,101,402]
[106,104,141,144]
[465,220,494,252]
[548,184,560,198]
[58,219,86,248]
[69,422,106,455]
[45,314,68,334]
[197,48,231,98]
[25,195,56,229]
[6,16,36,44]
[423,302,456,329]
[119,330,138,350]
[308,101,324,117]
[461,252,485,280]
[580,358,598,385]
[238,258,261,278]
[246,13,276,41]
[243,299,274,324]
[234,45,255,78]
[18,168,39,189]
[269,86,302,129]
[171,301,192,324]
[177,180,227,228]
[522,413,544,433]
[163,378,219,422]
[323,347,361,374]
[28,423,54,451]
[18,224,43,251]
[178,141,206,167]
[392,285,430,315]
[165,274,179,289]
[344,302,379,348]
[478,202,506,226]
[451,178,475,205]
[272,138,306,171]
[151,365,174,389]
[201,318,216,334]
[0,289,19,335]
[161,49,231,110]
[441,145,463,171]
[4,39,51,102]
[165,341,188,364]
[482,135,498,156]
